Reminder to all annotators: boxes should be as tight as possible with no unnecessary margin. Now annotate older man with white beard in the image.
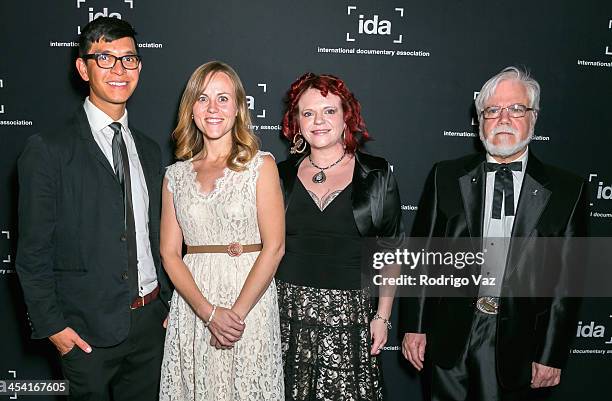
[399,66,588,401]
[477,67,537,162]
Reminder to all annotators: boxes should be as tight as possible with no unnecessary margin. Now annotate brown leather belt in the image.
[186,243,262,257]
[130,285,160,310]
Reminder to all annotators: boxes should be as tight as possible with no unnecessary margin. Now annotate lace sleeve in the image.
[251,151,275,182]
[164,164,176,193]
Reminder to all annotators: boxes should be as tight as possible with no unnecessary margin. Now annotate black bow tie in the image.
[486,161,522,219]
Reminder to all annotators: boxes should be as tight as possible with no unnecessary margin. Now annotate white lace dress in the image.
[159,151,283,401]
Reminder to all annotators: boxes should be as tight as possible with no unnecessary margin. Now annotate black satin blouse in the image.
[277,151,404,239]
[276,181,363,289]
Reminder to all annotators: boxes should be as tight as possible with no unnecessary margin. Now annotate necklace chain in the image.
[308,151,346,184]
[308,151,346,171]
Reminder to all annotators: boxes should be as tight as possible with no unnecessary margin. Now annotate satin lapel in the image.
[76,108,117,179]
[511,176,550,238]
[282,154,305,212]
[458,157,486,241]
[507,155,551,274]
[352,152,373,236]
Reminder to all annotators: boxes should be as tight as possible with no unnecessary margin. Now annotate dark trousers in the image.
[431,311,538,401]
[60,298,167,401]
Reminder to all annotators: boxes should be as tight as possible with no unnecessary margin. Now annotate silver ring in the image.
[476,296,499,315]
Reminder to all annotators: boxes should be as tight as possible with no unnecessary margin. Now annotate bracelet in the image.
[204,304,217,327]
[372,313,392,330]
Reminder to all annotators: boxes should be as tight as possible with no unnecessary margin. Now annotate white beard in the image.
[479,124,533,158]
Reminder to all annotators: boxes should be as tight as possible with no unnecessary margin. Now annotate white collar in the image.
[486,147,528,174]
[83,96,129,133]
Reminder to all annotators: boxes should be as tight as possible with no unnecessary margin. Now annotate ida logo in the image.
[88,7,122,21]
[597,182,612,200]
[346,5,404,43]
[77,0,133,12]
[359,14,390,35]
[246,83,268,119]
[606,19,611,55]
[1,230,11,271]
[77,8,123,34]
[76,0,135,34]
[471,91,480,126]
[576,320,612,344]
[588,173,612,200]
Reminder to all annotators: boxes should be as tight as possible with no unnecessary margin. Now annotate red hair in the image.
[282,73,370,153]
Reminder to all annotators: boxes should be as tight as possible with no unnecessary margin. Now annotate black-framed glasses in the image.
[481,104,535,119]
[81,53,141,70]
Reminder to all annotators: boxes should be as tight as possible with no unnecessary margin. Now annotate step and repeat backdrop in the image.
[1,1,611,400]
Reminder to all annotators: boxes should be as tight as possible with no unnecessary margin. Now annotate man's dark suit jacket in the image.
[399,151,588,390]
[16,108,171,347]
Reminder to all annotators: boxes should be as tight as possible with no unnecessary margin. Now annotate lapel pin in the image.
[472,177,477,183]
[532,189,538,196]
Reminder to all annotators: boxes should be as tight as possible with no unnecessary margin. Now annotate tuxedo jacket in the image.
[277,151,403,239]
[16,108,171,347]
[399,152,588,390]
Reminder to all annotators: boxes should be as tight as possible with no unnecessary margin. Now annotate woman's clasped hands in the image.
[196,304,245,350]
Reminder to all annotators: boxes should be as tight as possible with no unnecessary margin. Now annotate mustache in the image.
[489,125,519,136]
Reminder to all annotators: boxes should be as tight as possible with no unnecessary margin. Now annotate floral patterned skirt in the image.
[277,280,383,401]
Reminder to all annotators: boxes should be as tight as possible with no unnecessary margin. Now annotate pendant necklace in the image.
[309,151,346,184]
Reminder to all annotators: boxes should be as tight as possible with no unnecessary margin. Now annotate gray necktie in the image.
[109,122,139,300]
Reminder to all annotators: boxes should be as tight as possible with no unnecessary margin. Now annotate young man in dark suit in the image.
[16,17,170,401]
[400,66,588,400]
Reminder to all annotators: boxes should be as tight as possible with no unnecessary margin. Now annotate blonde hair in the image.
[172,61,259,171]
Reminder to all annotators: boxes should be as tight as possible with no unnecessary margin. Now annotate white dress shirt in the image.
[480,149,528,297]
[83,98,158,297]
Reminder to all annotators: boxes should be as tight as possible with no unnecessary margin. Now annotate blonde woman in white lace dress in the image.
[159,61,284,401]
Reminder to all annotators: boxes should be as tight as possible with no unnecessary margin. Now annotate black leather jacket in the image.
[277,151,404,238]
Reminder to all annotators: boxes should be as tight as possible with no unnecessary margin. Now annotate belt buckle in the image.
[130,296,145,310]
[476,296,499,315]
[227,242,243,257]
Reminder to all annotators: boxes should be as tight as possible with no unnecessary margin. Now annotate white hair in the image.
[476,67,540,157]
[475,66,540,124]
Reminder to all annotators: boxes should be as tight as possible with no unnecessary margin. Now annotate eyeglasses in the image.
[81,53,141,70]
[481,104,535,119]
